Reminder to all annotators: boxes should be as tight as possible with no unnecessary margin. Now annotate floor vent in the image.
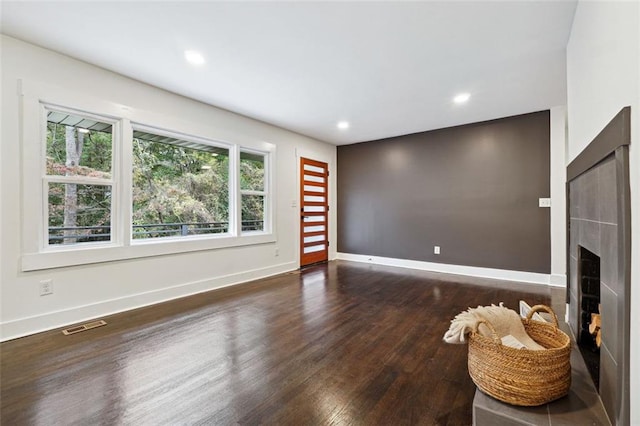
[62,320,107,335]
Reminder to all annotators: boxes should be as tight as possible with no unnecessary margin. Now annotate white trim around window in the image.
[19,80,276,272]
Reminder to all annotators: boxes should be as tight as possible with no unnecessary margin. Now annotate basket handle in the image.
[526,304,559,329]
[472,319,501,344]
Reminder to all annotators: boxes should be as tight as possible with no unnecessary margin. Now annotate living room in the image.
[1,1,638,425]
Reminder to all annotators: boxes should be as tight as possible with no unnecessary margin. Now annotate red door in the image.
[300,157,329,267]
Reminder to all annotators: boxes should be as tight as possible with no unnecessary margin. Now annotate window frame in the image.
[130,123,235,243]
[19,80,276,272]
[239,148,270,235]
[42,104,119,249]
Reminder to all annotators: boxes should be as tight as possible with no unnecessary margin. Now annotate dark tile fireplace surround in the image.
[567,107,631,425]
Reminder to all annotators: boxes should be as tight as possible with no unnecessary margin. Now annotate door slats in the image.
[300,157,329,267]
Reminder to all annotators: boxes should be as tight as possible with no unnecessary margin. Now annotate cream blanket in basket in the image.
[443,303,545,350]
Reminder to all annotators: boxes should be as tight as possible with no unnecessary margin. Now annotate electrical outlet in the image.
[40,279,53,296]
[434,246,441,255]
[275,247,279,257]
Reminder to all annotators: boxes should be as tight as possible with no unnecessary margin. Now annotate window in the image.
[132,129,230,240]
[240,151,267,232]
[20,81,276,271]
[45,109,115,246]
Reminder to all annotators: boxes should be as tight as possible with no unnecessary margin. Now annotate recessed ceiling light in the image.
[184,50,205,66]
[337,121,350,130]
[453,93,471,104]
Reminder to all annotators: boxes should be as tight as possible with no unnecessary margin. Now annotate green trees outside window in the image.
[46,115,113,244]
[240,151,266,232]
[132,134,230,239]
[45,109,269,246]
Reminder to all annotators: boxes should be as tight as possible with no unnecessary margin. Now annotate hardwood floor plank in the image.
[1,261,552,425]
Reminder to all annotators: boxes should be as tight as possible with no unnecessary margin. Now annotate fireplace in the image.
[577,245,600,389]
[566,107,631,425]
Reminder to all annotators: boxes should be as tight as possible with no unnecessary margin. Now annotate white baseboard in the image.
[550,273,567,287]
[0,261,297,342]
[336,252,554,286]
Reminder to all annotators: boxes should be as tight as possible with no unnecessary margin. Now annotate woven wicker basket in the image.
[468,304,571,406]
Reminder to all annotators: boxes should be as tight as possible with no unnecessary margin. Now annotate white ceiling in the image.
[1,1,577,145]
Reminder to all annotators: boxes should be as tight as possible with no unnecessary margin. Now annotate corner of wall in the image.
[550,105,567,279]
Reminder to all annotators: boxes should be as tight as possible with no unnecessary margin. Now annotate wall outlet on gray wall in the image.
[434,246,441,255]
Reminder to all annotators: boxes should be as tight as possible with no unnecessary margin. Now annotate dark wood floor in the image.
[1,261,553,425]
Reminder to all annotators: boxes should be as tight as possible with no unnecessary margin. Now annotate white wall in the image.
[567,1,640,424]
[0,36,337,341]
[550,105,567,286]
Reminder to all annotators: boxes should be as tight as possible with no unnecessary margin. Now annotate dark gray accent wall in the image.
[337,111,551,273]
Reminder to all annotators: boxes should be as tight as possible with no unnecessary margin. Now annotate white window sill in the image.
[21,233,276,271]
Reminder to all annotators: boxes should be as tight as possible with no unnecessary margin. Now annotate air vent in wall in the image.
[62,320,107,335]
